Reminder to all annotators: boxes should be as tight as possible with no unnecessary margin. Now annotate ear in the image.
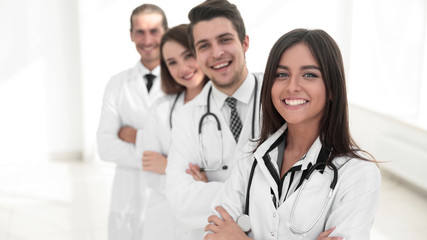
[130,30,135,43]
[242,35,249,53]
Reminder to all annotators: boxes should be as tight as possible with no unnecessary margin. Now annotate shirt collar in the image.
[211,73,256,109]
[136,61,161,78]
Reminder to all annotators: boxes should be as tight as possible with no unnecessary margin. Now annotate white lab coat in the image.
[165,73,263,237]
[211,124,381,240]
[138,92,203,239]
[97,61,164,240]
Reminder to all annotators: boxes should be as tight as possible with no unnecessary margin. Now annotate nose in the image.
[142,34,153,45]
[179,62,191,75]
[287,76,301,92]
[211,42,224,59]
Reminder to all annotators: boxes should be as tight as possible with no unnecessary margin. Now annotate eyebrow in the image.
[277,65,320,71]
[217,33,234,39]
[165,57,175,63]
[194,32,234,48]
[133,25,161,33]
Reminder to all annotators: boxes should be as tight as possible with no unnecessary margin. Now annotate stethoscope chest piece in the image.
[237,214,251,232]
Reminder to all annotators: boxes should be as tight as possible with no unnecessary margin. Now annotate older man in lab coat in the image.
[165,0,263,238]
[96,4,167,240]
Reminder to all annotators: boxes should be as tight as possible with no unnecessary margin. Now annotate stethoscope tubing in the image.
[288,161,338,235]
[241,146,337,235]
[198,76,258,172]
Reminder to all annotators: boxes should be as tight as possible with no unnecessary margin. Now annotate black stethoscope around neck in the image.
[198,75,258,172]
[237,144,338,235]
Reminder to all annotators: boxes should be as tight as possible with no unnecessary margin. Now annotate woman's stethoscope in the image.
[198,76,258,172]
[169,92,182,129]
[237,145,338,236]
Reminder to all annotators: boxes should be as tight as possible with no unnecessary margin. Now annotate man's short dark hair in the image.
[187,0,246,53]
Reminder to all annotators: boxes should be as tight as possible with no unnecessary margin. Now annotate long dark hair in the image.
[259,28,374,162]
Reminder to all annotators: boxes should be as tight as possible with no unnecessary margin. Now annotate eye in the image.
[166,60,176,66]
[302,72,319,78]
[198,43,209,51]
[220,38,232,44]
[275,72,289,78]
[150,28,159,35]
[134,30,144,36]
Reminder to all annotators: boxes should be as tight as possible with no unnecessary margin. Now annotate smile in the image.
[283,99,308,106]
[182,71,195,80]
[140,45,157,52]
[211,61,231,70]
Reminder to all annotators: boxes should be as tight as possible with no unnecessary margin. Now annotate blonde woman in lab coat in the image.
[137,24,209,239]
[205,29,381,240]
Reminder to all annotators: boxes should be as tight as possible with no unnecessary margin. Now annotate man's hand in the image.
[186,163,208,182]
[204,206,251,240]
[142,151,167,174]
[118,126,137,143]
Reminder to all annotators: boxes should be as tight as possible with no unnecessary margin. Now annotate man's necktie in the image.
[145,73,155,93]
[225,97,243,142]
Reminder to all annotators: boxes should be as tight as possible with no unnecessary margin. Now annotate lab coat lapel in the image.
[133,62,164,107]
[130,64,150,109]
[252,125,287,200]
[254,150,280,201]
[147,75,164,104]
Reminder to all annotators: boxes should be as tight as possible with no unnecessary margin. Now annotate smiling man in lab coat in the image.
[165,0,263,238]
[96,4,167,240]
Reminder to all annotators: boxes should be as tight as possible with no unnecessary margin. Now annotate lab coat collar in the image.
[211,73,256,109]
[253,124,288,160]
[135,61,161,79]
[253,124,324,192]
[254,124,323,170]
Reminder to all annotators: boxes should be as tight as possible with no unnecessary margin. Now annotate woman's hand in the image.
[186,163,208,182]
[204,206,251,240]
[142,151,167,174]
[316,226,344,240]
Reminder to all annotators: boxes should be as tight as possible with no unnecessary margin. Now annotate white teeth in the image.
[212,62,230,69]
[142,47,154,51]
[285,99,307,106]
[183,73,194,80]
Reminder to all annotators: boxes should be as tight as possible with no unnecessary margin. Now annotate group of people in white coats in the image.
[97,0,381,240]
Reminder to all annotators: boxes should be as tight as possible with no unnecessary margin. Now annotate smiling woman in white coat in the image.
[136,24,209,239]
[205,29,381,240]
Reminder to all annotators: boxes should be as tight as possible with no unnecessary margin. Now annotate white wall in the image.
[1,0,82,163]
[350,104,427,192]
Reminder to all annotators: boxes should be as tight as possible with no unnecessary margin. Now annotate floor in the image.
[0,159,426,240]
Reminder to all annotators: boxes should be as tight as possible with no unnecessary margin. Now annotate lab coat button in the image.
[273,212,276,217]
[270,231,275,236]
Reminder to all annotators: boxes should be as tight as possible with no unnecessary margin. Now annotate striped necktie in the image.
[225,97,242,142]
